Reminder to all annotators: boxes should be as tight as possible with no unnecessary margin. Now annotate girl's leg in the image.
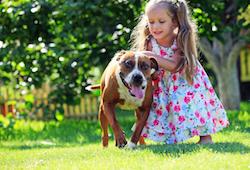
[197,135,213,144]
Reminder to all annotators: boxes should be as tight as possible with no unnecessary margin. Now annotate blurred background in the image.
[0,0,249,122]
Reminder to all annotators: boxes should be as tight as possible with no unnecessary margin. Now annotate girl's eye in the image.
[124,60,134,69]
[149,21,154,24]
[159,20,165,24]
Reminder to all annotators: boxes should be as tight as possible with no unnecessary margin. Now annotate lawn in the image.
[0,103,249,170]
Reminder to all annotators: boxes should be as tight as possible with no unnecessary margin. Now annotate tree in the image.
[191,0,250,109]
[0,0,143,106]
[0,0,249,111]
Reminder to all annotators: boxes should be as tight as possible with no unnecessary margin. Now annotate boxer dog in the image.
[86,50,158,149]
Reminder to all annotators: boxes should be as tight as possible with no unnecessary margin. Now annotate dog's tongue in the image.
[130,86,144,99]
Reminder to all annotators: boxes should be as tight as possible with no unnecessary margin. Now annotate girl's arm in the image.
[143,42,184,73]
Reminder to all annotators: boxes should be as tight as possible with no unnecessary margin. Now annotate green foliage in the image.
[0,0,143,105]
[191,0,249,41]
[238,4,250,26]
[0,113,15,129]
[0,0,249,111]
[226,102,250,131]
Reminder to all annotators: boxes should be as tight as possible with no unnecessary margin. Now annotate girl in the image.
[130,0,229,144]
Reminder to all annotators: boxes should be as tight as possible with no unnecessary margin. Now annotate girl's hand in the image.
[172,49,183,58]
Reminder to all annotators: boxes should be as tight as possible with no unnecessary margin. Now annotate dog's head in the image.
[115,50,158,99]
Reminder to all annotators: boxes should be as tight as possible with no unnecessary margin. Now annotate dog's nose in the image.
[132,74,143,86]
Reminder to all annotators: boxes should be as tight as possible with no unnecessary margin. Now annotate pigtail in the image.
[176,0,198,84]
[130,15,150,51]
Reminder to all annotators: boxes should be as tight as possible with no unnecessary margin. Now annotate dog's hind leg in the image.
[99,106,109,147]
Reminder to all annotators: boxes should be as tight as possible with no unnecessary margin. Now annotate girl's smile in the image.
[146,5,177,47]
[153,31,163,35]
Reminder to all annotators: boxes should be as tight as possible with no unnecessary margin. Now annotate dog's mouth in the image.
[129,85,145,99]
[119,72,145,99]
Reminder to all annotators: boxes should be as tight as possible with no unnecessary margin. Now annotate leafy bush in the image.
[0,0,144,106]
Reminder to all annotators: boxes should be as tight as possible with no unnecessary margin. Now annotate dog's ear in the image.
[114,50,127,61]
[150,57,159,74]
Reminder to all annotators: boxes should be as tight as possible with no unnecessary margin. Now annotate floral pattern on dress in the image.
[141,38,229,144]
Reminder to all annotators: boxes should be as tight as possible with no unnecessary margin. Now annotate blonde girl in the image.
[130,0,229,144]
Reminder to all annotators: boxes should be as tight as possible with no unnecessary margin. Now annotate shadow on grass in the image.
[0,119,102,149]
[140,142,250,157]
[0,143,62,150]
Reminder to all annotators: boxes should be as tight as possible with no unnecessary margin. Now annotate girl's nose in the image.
[152,22,160,29]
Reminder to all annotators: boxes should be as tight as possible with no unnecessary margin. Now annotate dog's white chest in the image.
[117,86,144,110]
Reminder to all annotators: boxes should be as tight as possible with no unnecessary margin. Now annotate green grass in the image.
[0,103,250,170]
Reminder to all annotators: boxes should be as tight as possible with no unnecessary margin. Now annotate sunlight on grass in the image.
[0,141,249,170]
[0,103,250,169]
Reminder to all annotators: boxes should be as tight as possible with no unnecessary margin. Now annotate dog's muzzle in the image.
[119,72,146,99]
[132,74,143,87]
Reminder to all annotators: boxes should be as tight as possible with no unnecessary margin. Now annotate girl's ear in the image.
[172,18,179,27]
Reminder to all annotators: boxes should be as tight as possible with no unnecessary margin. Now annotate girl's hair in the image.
[130,0,198,82]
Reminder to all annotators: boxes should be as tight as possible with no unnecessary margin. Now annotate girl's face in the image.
[146,5,177,44]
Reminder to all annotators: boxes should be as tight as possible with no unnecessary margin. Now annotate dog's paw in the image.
[118,142,127,148]
[115,134,127,148]
[126,141,137,149]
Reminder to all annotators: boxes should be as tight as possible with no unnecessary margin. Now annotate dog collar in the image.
[119,72,131,90]
[119,72,137,97]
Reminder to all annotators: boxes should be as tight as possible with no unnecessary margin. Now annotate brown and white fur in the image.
[86,50,158,149]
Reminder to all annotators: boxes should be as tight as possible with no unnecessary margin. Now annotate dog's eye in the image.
[124,60,134,69]
[140,62,150,71]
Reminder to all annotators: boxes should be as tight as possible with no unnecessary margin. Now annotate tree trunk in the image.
[216,62,240,110]
[199,36,246,110]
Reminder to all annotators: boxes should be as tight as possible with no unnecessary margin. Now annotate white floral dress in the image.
[141,38,229,144]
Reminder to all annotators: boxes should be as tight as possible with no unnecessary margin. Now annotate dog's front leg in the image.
[128,107,150,149]
[99,104,109,147]
[103,102,127,148]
